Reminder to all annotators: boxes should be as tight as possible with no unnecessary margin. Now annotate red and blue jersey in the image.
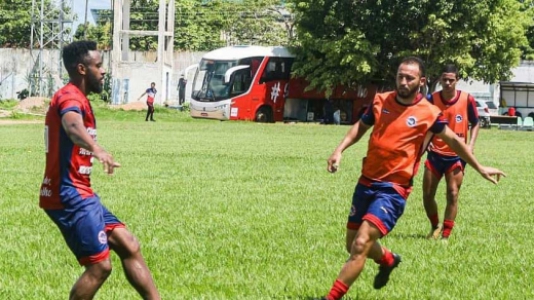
[40,83,96,209]
[146,87,156,104]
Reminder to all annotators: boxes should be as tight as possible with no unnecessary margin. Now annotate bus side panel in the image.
[230,85,266,121]
[229,56,270,121]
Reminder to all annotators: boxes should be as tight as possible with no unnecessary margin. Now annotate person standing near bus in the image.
[139,82,157,121]
[321,57,505,300]
[39,40,160,300]
[178,75,187,105]
[423,64,480,240]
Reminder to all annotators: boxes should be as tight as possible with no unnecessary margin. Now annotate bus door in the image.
[258,57,293,122]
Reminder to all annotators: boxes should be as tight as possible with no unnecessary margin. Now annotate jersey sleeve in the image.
[429,113,448,133]
[467,94,479,125]
[57,94,84,116]
[361,103,375,126]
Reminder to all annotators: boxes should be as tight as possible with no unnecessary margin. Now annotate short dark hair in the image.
[151,82,155,85]
[400,56,426,77]
[62,41,97,76]
[441,64,459,77]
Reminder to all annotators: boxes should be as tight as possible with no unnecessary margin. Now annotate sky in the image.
[72,0,111,30]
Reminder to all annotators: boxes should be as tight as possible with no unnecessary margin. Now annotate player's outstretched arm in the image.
[138,91,147,101]
[327,120,371,173]
[61,111,120,175]
[436,126,506,184]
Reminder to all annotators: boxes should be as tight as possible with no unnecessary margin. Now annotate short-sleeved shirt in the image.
[359,91,448,188]
[146,87,157,104]
[40,83,96,209]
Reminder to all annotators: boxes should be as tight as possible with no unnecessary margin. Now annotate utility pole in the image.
[84,0,89,39]
[59,0,65,79]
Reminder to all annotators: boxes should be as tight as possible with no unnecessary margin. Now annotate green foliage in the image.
[290,0,534,92]
[0,0,34,47]
[0,99,19,110]
[180,101,191,112]
[72,0,292,52]
[0,0,73,48]
[74,22,113,50]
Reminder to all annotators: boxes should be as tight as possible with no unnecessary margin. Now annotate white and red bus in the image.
[190,45,379,124]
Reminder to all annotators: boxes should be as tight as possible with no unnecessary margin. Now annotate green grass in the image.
[0,99,19,110]
[0,108,533,299]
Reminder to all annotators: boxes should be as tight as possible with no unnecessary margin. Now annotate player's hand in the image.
[93,147,121,175]
[478,166,506,184]
[327,151,342,173]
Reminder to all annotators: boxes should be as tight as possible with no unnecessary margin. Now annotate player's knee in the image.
[422,188,436,200]
[352,235,370,255]
[120,235,142,257]
[446,188,459,203]
[90,260,113,280]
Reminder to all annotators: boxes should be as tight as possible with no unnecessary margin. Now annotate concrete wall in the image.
[116,50,205,105]
[0,48,206,104]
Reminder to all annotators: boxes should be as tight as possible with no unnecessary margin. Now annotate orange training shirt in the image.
[360,91,447,187]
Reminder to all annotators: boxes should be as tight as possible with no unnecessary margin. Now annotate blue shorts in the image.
[347,182,406,236]
[425,151,466,179]
[45,195,124,265]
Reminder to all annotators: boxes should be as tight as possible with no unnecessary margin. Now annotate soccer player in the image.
[322,57,505,300]
[39,41,160,300]
[423,64,480,240]
[139,82,157,121]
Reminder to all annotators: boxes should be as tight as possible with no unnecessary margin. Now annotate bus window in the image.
[230,69,252,96]
[239,57,263,78]
[260,57,293,82]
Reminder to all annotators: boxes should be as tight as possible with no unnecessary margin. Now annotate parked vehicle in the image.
[485,100,499,116]
[188,46,379,124]
[475,99,492,128]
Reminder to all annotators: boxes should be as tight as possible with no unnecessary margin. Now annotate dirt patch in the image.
[15,97,48,111]
[112,101,148,111]
[13,97,49,115]
[0,110,12,118]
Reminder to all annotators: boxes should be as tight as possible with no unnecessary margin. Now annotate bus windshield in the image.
[192,59,238,102]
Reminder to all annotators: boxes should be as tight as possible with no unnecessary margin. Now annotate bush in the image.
[181,102,190,112]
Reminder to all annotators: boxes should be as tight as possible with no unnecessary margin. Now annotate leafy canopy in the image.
[289,0,534,92]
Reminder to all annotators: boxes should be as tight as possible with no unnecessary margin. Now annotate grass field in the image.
[0,106,533,299]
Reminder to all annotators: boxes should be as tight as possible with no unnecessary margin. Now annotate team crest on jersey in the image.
[349,205,356,216]
[98,231,107,244]
[455,114,463,123]
[406,116,417,127]
[382,108,390,114]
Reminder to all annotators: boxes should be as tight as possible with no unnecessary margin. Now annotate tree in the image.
[71,0,293,52]
[520,0,534,59]
[0,0,61,48]
[74,13,112,50]
[290,0,534,93]
[175,0,293,51]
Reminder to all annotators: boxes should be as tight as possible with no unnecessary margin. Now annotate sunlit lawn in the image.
[0,106,532,299]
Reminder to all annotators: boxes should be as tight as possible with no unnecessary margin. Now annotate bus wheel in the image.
[255,106,273,123]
